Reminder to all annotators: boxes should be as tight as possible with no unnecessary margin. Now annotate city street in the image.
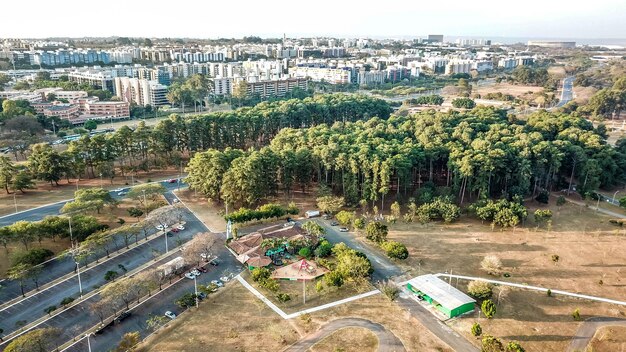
[556,76,575,107]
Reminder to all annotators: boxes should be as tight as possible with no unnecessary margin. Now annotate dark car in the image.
[166,231,175,237]
[197,292,207,300]
[115,311,131,324]
[209,259,220,266]
[330,221,339,226]
[197,266,207,273]
[168,179,177,183]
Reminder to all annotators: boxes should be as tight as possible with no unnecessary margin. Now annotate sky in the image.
[1,0,625,39]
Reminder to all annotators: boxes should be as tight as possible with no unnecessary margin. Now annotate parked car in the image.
[197,267,207,273]
[114,311,131,324]
[117,191,128,196]
[170,228,180,233]
[211,280,223,287]
[339,227,349,232]
[156,224,167,231]
[197,292,207,300]
[176,225,185,231]
[164,311,176,319]
[209,259,220,266]
[190,269,201,276]
[330,221,339,226]
[184,272,196,280]
[220,276,230,282]
[173,199,180,203]
[168,179,177,183]
[166,232,175,237]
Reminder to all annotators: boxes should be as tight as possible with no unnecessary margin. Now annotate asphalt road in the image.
[0,180,184,304]
[316,220,478,352]
[567,317,626,352]
[283,318,406,352]
[556,76,575,108]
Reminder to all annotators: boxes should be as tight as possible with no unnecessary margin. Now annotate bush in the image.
[546,289,552,297]
[353,218,366,230]
[365,221,388,243]
[316,258,335,270]
[481,299,496,318]
[324,270,345,287]
[380,281,399,301]
[467,280,493,300]
[44,305,57,315]
[335,210,355,226]
[315,280,324,292]
[314,241,333,258]
[480,255,502,275]
[451,97,476,109]
[60,297,75,307]
[471,322,482,337]
[251,267,271,282]
[556,195,566,207]
[175,293,197,309]
[381,241,409,259]
[276,293,291,303]
[259,278,279,292]
[572,308,581,321]
[298,247,312,259]
[104,270,119,282]
[535,190,549,204]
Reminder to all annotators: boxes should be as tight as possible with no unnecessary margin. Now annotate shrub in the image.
[506,341,526,352]
[365,221,388,243]
[324,270,344,287]
[315,280,324,292]
[471,322,482,337]
[259,278,279,292]
[467,280,493,300]
[481,299,496,318]
[104,270,119,282]
[381,241,409,259]
[251,267,271,282]
[353,218,366,230]
[546,289,552,297]
[175,293,197,308]
[314,241,333,258]
[60,297,75,307]
[380,281,399,301]
[556,195,566,207]
[481,255,502,275]
[451,97,476,109]
[535,190,549,204]
[316,258,335,270]
[481,335,503,351]
[11,248,54,267]
[44,305,57,315]
[298,247,312,259]
[551,254,559,263]
[572,308,581,321]
[335,211,355,226]
[276,293,291,303]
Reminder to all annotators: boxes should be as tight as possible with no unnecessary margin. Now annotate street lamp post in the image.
[193,275,199,308]
[86,333,92,352]
[612,191,620,204]
[68,216,74,249]
[76,261,83,298]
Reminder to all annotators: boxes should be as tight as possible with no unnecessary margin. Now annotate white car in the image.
[190,269,201,276]
[211,280,223,287]
[339,227,349,232]
[164,311,176,319]
[184,272,196,280]
[117,191,128,196]
[176,225,185,231]
[156,224,167,231]
[173,199,180,203]
[220,276,230,283]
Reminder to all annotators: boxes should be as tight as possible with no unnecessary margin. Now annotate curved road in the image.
[567,317,626,352]
[283,318,406,352]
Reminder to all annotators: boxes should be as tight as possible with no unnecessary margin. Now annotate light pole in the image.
[68,216,74,249]
[76,261,83,298]
[193,275,199,308]
[86,333,92,352]
[612,191,620,204]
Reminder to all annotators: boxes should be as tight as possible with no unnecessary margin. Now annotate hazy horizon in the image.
[1,0,624,40]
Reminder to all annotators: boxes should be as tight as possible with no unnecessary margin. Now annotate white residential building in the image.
[290,66,351,84]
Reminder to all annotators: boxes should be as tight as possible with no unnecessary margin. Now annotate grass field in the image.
[378,198,626,351]
[138,281,452,352]
[310,327,378,352]
[474,83,544,97]
[587,326,626,352]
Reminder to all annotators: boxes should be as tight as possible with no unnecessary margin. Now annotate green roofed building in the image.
[406,274,475,318]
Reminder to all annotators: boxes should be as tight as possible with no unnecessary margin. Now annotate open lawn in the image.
[173,189,227,232]
[139,280,452,352]
[310,327,378,352]
[587,326,626,352]
[375,199,626,351]
[242,270,374,315]
[0,168,181,217]
[474,83,544,97]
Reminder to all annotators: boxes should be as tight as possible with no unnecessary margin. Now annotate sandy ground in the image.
[139,281,452,352]
[573,86,598,105]
[586,326,626,352]
[309,327,379,352]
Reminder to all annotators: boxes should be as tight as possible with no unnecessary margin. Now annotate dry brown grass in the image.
[586,326,626,352]
[310,327,378,352]
[548,66,567,78]
[474,83,544,97]
[173,189,227,232]
[381,199,626,351]
[0,238,71,276]
[139,280,452,352]
[573,86,598,105]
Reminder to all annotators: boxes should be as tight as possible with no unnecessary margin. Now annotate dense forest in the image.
[186,106,626,208]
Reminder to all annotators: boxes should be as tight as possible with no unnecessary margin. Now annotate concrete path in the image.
[283,318,406,352]
[567,317,626,352]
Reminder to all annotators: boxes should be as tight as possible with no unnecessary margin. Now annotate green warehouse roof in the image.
[407,274,475,309]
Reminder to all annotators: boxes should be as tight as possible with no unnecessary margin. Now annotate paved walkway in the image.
[283,318,406,352]
[567,317,626,352]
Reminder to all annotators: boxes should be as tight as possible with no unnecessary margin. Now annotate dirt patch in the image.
[548,66,567,78]
[174,189,227,232]
[139,281,452,352]
[573,86,598,105]
[474,83,543,97]
[310,327,378,352]
[586,325,626,352]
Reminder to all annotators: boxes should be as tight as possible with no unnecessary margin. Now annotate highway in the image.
[0,180,184,305]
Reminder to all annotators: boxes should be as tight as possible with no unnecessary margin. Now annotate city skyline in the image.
[1,0,625,39]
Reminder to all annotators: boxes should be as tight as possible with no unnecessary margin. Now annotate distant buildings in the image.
[114,77,169,107]
[426,35,444,43]
[527,41,576,48]
[241,77,308,98]
[32,97,130,124]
